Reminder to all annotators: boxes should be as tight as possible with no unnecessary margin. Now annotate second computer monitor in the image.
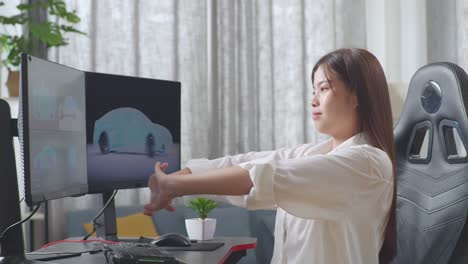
[21,54,89,206]
[86,72,181,193]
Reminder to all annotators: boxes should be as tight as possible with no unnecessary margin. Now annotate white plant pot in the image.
[185,218,217,241]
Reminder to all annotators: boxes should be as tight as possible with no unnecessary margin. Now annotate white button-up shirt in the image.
[186,133,393,264]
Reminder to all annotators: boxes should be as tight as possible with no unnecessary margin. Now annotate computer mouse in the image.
[151,233,192,247]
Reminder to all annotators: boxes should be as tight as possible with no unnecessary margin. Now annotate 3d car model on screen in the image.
[93,107,173,157]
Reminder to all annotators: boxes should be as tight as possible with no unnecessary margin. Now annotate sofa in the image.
[66,203,276,264]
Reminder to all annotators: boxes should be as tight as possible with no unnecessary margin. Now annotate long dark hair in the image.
[311,48,396,263]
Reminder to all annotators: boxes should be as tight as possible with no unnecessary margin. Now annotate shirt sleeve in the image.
[185,143,322,174]
[238,145,393,220]
[185,150,273,173]
[183,143,327,208]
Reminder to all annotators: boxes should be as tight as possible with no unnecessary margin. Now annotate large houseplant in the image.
[0,0,85,96]
[185,198,219,240]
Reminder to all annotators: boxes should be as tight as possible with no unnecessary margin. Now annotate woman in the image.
[144,48,396,264]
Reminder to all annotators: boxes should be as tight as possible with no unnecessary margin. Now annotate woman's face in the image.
[311,66,359,137]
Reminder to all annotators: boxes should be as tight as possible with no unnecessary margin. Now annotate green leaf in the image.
[0,35,8,44]
[48,0,68,18]
[0,14,27,25]
[65,12,80,23]
[4,35,31,67]
[0,0,86,68]
[16,4,34,11]
[60,25,85,35]
[29,22,64,46]
[54,1,67,15]
[186,198,219,220]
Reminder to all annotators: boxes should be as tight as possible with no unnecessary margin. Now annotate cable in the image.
[0,202,41,241]
[82,190,118,240]
[39,239,119,250]
[26,248,102,255]
[26,251,84,255]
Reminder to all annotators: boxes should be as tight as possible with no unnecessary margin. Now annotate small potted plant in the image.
[0,0,85,97]
[185,198,219,240]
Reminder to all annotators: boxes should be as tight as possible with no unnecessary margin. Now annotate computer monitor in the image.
[85,72,181,193]
[20,54,88,206]
[20,54,181,207]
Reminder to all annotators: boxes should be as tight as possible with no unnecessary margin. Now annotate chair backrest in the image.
[392,62,468,264]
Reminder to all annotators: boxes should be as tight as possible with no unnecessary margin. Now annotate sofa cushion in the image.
[249,209,276,264]
[66,205,144,237]
[83,212,158,237]
[151,206,187,236]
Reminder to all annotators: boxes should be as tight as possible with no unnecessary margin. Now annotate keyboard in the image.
[102,242,181,264]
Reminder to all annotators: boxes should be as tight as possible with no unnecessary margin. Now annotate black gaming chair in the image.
[392,62,468,264]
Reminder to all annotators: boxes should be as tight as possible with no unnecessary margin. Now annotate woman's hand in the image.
[143,163,252,216]
[144,162,177,216]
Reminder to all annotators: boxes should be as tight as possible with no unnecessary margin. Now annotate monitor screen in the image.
[20,54,181,205]
[85,72,181,193]
[20,54,88,206]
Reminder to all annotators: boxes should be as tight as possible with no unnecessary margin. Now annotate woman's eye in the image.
[320,87,329,92]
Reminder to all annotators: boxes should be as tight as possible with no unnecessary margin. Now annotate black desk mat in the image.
[158,242,224,251]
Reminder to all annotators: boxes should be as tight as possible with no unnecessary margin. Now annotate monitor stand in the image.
[94,192,142,243]
[0,99,49,264]
[95,191,118,241]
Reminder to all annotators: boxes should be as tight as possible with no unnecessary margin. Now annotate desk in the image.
[28,237,257,264]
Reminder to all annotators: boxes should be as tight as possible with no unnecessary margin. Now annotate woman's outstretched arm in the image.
[144,162,253,215]
[147,166,192,212]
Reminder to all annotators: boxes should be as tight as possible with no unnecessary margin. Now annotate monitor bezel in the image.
[21,54,32,206]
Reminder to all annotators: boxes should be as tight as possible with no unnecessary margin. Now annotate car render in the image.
[93,107,173,157]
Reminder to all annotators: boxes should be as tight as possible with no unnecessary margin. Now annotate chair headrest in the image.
[395,62,468,165]
[393,62,468,263]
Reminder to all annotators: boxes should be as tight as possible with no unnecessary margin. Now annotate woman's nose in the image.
[311,95,319,107]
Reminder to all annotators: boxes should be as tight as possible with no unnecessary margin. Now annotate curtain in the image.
[456,0,468,70]
[47,0,366,241]
[426,0,468,70]
[212,0,365,155]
